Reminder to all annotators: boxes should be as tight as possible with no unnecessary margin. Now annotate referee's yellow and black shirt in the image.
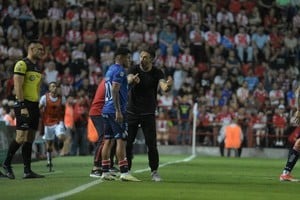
[14,58,42,102]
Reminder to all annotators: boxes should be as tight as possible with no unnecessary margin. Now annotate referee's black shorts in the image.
[15,100,40,131]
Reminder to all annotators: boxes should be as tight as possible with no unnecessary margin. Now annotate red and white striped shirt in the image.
[234,33,250,47]
[204,31,221,46]
[178,54,195,68]
[144,31,158,45]
[66,29,82,43]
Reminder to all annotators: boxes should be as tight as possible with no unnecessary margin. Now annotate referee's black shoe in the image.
[3,165,15,179]
[23,170,45,179]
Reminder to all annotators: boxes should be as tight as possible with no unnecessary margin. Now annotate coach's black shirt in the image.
[127,65,164,115]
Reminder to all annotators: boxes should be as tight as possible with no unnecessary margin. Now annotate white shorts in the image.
[43,122,66,141]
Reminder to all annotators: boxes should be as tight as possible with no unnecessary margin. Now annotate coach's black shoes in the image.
[3,165,15,179]
[23,170,45,179]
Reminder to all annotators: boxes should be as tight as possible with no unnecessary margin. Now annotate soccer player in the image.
[39,81,66,172]
[88,79,118,178]
[279,86,300,181]
[126,47,173,182]
[101,47,140,181]
[1,40,45,179]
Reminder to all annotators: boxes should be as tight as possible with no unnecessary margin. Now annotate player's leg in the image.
[90,115,104,177]
[280,137,300,181]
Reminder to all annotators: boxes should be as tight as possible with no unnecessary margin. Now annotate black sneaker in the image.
[46,163,53,172]
[3,165,15,179]
[90,169,102,178]
[23,171,45,179]
[109,166,120,173]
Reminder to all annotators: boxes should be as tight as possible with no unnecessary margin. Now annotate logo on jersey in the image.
[15,63,23,72]
[29,75,35,81]
[120,72,124,77]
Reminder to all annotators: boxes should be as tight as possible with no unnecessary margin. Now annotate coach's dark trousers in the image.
[126,112,159,172]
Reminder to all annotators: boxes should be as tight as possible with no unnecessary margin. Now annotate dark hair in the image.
[28,40,43,47]
[115,47,130,57]
[141,46,156,59]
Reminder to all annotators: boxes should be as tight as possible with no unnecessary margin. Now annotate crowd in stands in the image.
[0,0,300,154]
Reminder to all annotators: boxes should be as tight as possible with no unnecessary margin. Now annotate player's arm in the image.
[112,82,122,122]
[159,76,173,93]
[294,87,300,124]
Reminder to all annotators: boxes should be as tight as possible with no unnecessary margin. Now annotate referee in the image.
[1,40,45,179]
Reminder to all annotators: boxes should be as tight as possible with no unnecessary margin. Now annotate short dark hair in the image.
[141,46,156,59]
[28,40,43,47]
[115,47,130,57]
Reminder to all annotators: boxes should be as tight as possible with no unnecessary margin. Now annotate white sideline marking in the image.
[40,155,196,200]
[134,154,196,173]
[40,179,103,200]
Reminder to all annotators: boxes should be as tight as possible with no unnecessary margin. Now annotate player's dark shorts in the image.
[102,113,128,140]
[14,100,40,131]
[90,115,104,139]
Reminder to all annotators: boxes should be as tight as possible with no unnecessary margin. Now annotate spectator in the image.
[64,4,81,29]
[31,0,49,38]
[244,68,259,92]
[95,3,110,29]
[236,80,250,107]
[144,24,158,48]
[234,26,253,63]
[189,23,205,63]
[80,4,95,30]
[204,24,221,58]
[65,23,82,49]
[114,23,129,48]
[253,81,269,109]
[269,82,285,107]
[7,18,23,45]
[251,26,270,62]
[47,0,66,36]
[54,44,70,74]
[158,24,180,57]
[156,110,170,145]
[235,7,248,28]
[178,46,195,71]
[216,7,234,30]
[177,94,193,145]
[272,104,287,146]
[71,89,89,155]
[248,6,262,26]
[82,23,97,57]
[97,22,115,53]
[251,110,267,148]
[43,61,59,85]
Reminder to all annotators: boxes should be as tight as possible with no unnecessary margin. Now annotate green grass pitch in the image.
[0,154,299,200]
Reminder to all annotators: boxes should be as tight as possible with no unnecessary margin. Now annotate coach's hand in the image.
[132,73,140,84]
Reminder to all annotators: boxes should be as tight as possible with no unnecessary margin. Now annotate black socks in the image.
[22,142,33,173]
[4,140,21,166]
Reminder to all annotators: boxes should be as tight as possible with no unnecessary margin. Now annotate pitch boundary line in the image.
[40,155,196,200]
